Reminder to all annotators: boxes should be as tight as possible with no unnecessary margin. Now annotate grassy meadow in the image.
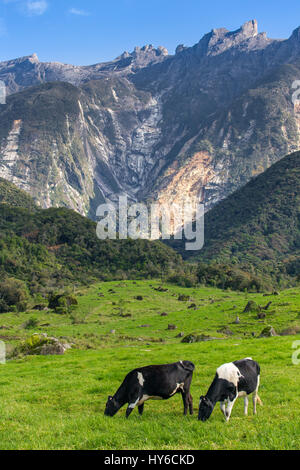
[0,280,300,450]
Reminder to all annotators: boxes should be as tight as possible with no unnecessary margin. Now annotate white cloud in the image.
[69,8,90,16]
[3,0,49,16]
[26,1,48,16]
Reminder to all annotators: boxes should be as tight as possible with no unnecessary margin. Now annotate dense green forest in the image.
[0,177,36,210]
[0,179,185,309]
[182,150,300,290]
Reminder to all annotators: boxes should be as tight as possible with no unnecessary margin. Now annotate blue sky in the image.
[0,0,300,65]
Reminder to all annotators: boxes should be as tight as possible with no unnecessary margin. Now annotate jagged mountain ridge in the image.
[1,20,300,216]
[0,45,169,96]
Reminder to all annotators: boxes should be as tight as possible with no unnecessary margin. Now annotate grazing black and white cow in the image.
[198,357,262,422]
[105,361,195,418]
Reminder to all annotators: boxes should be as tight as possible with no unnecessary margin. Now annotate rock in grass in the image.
[176,332,185,338]
[188,303,197,309]
[217,326,233,336]
[178,294,190,302]
[259,326,278,337]
[257,312,266,319]
[280,326,300,336]
[181,333,217,343]
[262,301,272,310]
[12,333,71,357]
[32,304,46,311]
[243,301,260,313]
[153,286,168,292]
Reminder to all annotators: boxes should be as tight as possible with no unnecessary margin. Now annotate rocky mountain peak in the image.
[289,25,300,41]
[238,19,258,37]
[28,53,39,63]
[175,44,188,54]
[196,19,262,56]
[2,53,39,66]
[114,44,168,69]
[133,44,168,57]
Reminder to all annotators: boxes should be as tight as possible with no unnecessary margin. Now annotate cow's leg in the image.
[252,391,257,415]
[126,395,140,418]
[220,401,226,418]
[252,390,263,414]
[244,396,249,415]
[181,390,189,415]
[225,396,238,422]
[188,393,193,415]
[182,376,193,416]
[138,403,144,416]
[253,375,262,415]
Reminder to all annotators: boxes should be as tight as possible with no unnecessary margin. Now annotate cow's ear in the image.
[180,361,195,372]
[108,396,113,400]
[200,395,205,401]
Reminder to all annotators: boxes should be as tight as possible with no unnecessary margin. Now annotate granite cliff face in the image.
[1,20,300,216]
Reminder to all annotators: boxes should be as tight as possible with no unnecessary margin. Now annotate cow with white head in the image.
[198,358,262,422]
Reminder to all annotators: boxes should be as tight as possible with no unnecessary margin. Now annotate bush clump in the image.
[196,263,264,292]
[22,317,39,329]
[48,292,78,314]
[0,278,30,313]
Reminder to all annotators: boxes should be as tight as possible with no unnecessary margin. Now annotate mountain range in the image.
[1,20,300,218]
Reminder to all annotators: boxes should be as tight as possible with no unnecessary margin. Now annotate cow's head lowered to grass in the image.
[198,358,262,422]
[104,395,122,417]
[198,395,214,422]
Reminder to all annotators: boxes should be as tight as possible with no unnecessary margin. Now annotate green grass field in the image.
[0,280,299,450]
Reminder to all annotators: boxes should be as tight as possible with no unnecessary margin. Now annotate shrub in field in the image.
[167,272,198,288]
[0,278,30,313]
[196,263,264,292]
[48,292,78,314]
[22,317,39,329]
